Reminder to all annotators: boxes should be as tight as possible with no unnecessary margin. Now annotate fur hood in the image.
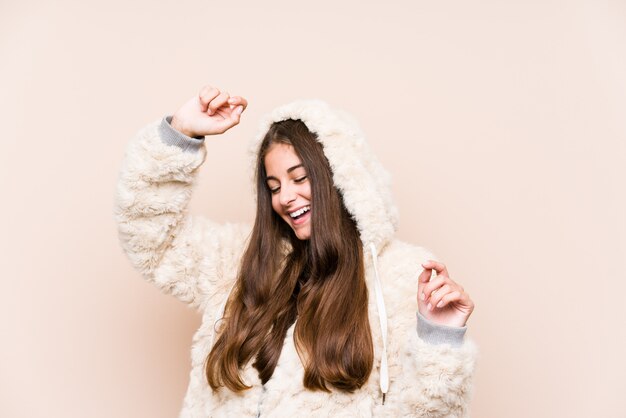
[249,100,399,255]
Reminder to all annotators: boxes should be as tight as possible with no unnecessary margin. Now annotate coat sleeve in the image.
[379,242,477,418]
[400,323,477,417]
[114,117,251,311]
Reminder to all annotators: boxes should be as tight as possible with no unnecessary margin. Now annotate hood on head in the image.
[249,99,398,254]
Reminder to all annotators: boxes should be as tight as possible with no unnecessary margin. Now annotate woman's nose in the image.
[280,185,297,206]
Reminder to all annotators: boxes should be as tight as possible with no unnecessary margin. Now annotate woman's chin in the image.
[292,224,311,240]
[294,229,311,240]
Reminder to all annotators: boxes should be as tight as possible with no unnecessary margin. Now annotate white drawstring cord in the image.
[369,243,389,404]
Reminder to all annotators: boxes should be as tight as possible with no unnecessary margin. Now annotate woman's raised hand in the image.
[417,260,474,327]
[170,85,248,137]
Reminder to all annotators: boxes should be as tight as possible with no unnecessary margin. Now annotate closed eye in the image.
[295,176,308,183]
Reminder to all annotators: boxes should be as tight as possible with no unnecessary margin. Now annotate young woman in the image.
[115,85,477,417]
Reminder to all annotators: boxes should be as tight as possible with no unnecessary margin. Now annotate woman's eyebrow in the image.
[266,164,305,181]
[287,164,304,173]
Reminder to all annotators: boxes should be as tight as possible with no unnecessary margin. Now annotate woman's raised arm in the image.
[114,85,250,311]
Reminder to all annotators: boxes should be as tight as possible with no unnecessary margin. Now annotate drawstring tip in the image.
[382,393,386,405]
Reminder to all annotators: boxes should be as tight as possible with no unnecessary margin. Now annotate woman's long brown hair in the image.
[204,119,373,393]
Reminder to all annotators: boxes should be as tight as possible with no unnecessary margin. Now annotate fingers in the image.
[207,91,230,115]
[417,259,445,297]
[420,275,446,302]
[417,265,433,296]
[422,260,450,278]
[423,278,472,311]
[199,85,220,112]
[418,260,461,307]
[228,96,248,111]
[427,284,452,309]
[433,290,463,310]
[418,264,433,284]
[416,259,474,323]
[423,279,464,311]
[199,85,248,116]
[211,106,244,134]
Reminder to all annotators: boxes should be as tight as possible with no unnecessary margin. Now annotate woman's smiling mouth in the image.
[289,205,311,225]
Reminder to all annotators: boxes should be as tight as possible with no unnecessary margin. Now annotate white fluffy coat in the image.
[115,100,477,417]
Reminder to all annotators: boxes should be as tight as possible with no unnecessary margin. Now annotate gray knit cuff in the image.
[158,115,205,152]
[416,312,467,348]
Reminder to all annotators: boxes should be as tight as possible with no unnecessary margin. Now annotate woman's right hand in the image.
[170,85,248,137]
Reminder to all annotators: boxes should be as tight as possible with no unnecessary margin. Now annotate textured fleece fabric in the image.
[115,101,477,417]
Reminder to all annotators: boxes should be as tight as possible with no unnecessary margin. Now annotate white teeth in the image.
[289,206,310,218]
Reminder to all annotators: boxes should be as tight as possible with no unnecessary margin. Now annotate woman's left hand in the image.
[417,260,474,327]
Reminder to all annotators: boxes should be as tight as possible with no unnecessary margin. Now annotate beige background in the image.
[1,0,624,417]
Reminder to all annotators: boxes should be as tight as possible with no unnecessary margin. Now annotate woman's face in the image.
[264,143,312,240]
